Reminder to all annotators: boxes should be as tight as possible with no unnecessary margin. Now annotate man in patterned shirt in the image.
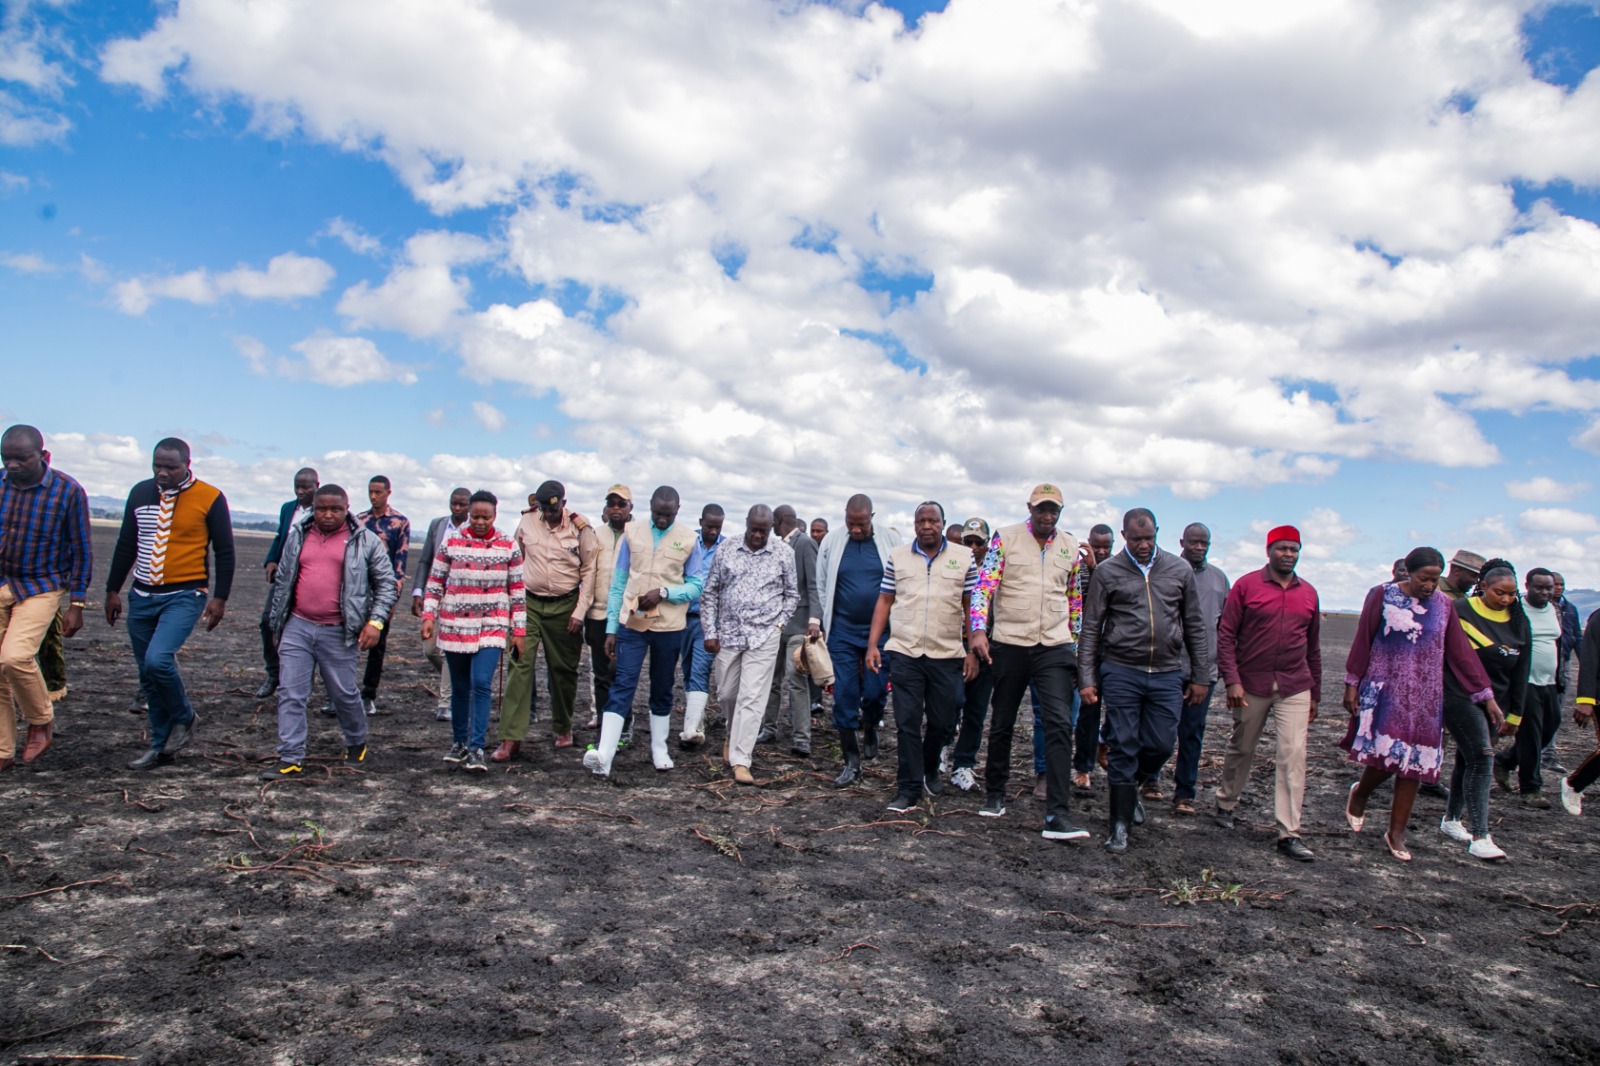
[701,505,798,784]
[0,425,92,769]
[356,475,409,716]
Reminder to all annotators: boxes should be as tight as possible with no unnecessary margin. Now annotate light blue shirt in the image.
[1126,546,1153,577]
[685,532,724,615]
[604,525,706,634]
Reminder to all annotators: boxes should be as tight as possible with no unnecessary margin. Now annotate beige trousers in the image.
[0,585,66,754]
[1214,685,1312,838]
[714,629,782,769]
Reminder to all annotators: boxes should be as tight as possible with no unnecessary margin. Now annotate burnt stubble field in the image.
[2,526,1597,1064]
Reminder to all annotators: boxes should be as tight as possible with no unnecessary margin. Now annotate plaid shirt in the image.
[357,508,411,582]
[0,465,93,601]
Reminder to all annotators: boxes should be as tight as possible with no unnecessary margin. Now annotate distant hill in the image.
[87,494,280,532]
[1565,588,1600,619]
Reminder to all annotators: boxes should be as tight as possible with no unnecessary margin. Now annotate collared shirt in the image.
[701,537,799,650]
[968,518,1083,634]
[685,532,725,614]
[1182,560,1231,683]
[1126,546,1153,576]
[513,508,599,614]
[880,538,979,594]
[605,525,706,634]
[291,523,351,626]
[358,508,410,581]
[1215,565,1322,703]
[0,465,93,601]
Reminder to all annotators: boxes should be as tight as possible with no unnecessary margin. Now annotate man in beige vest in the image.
[583,485,632,731]
[865,502,978,812]
[969,484,1092,841]
[584,485,699,776]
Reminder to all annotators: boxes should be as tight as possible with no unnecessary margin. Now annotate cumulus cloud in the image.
[1519,507,1600,535]
[471,401,507,432]
[320,216,382,256]
[112,252,336,314]
[1506,475,1588,502]
[336,230,492,337]
[0,250,52,273]
[282,333,417,387]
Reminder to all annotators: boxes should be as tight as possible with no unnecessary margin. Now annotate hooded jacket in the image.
[1078,546,1211,682]
[267,512,398,646]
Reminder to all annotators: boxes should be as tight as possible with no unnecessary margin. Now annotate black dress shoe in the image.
[162,713,198,755]
[1276,836,1315,862]
[128,749,173,771]
[1214,808,1235,830]
[1132,793,1146,826]
[862,725,879,761]
[755,727,777,745]
[790,739,811,757]
[254,679,278,699]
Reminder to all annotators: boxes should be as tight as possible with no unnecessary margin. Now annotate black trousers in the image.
[584,617,615,719]
[985,641,1076,819]
[360,623,390,701]
[259,590,279,684]
[1499,684,1561,793]
[888,652,964,795]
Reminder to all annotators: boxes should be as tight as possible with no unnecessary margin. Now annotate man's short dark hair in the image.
[1527,567,1554,583]
[652,485,680,506]
[450,486,470,499]
[2,424,43,451]
[1122,507,1156,529]
[369,475,392,489]
[469,489,497,507]
[916,500,945,522]
[845,494,873,514]
[1089,523,1114,539]
[154,436,191,462]
[702,503,724,519]
[295,466,319,482]
[314,484,349,502]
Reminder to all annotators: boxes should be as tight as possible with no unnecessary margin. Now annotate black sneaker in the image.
[464,747,488,772]
[1276,836,1315,862]
[1042,814,1090,842]
[1214,807,1235,830]
[262,761,303,780]
[923,776,944,797]
[886,793,920,813]
[443,742,469,764]
[127,749,173,771]
[979,793,1006,818]
[345,744,367,766]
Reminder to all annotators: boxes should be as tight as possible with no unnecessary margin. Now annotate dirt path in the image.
[3,529,1597,1064]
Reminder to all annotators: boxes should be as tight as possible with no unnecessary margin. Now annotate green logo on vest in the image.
[1057,546,1072,558]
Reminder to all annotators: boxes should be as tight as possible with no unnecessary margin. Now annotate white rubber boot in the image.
[583,713,624,777]
[680,691,709,746]
[650,713,675,771]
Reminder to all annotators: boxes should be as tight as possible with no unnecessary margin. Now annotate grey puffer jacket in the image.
[1078,547,1211,682]
[267,513,398,646]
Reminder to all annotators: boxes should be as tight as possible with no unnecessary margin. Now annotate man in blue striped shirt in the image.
[0,425,92,769]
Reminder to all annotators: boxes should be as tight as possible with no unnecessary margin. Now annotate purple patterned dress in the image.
[1341,582,1493,784]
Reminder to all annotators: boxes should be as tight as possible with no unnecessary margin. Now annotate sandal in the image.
[1173,798,1196,816]
[1384,831,1412,862]
[1345,782,1365,833]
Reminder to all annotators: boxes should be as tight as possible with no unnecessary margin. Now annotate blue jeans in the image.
[276,614,365,762]
[127,587,206,752]
[682,614,714,694]
[1098,661,1184,786]
[1172,682,1216,799]
[605,627,683,723]
[446,648,502,749]
[828,631,888,731]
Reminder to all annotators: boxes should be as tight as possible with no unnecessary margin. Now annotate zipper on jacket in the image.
[1145,570,1155,671]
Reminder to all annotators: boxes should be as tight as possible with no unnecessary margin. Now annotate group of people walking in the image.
[2,425,1597,864]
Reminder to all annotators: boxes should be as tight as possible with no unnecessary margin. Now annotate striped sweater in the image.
[106,476,235,599]
[421,528,526,653]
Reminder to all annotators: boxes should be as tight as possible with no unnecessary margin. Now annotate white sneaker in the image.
[1468,836,1507,861]
[938,743,954,776]
[1439,818,1472,843]
[1561,778,1583,816]
[950,767,976,792]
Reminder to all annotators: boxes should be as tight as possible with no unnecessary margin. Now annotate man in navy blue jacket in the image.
[257,468,318,699]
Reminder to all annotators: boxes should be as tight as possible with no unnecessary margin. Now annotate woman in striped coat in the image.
[421,490,526,771]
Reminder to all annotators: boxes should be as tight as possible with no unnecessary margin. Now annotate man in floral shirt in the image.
[357,475,409,716]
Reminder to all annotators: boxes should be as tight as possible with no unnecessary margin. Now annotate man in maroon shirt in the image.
[1212,525,1322,862]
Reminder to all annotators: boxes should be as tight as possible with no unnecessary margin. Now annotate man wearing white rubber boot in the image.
[585,486,699,776]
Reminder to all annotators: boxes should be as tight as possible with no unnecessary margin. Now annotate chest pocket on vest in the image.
[1046,548,1075,611]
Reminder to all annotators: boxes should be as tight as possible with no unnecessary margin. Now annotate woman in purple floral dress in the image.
[1341,546,1500,861]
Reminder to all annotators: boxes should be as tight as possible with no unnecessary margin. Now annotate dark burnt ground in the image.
[2,526,1597,1065]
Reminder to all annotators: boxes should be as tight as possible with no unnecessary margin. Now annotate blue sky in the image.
[4,0,1600,606]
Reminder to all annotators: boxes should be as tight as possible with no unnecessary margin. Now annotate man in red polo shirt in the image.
[1211,525,1321,861]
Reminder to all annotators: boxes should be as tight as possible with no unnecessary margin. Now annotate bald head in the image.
[2,424,43,451]
[745,504,775,551]
[772,504,798,536]
[844,494,874,541]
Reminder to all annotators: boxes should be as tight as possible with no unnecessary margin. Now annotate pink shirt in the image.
[292,524,350,626]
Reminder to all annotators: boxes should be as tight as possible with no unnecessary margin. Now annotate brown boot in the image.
[0,757,13,772]
[1032,772,1047,800]
[553,732,574,749]
[21,722,53,764]
[489,740,520,763]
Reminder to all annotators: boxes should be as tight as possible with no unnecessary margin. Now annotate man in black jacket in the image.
[256,468,318,699]
[1078,508,1210,853]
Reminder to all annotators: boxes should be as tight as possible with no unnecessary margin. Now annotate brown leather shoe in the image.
[1032,773,1047,799]
[489,740,521,763]
[1096,743,1109,770]
[0,757,13,772]
[553,732,574,749]
[733,765,756,786]
[21,723,53,764]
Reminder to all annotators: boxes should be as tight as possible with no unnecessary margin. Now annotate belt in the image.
[527,588,579,603]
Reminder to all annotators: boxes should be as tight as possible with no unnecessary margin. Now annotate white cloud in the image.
[113,252,336,314]
[336,230,491,337]
[282,333,417,387]
[232,334,270,373]
[471,400,507,432]
[1519,507,1600,536]
[0,250,52,273]
[1506,476,1588,502]
[0,169,29,194]
[321,216,382,256]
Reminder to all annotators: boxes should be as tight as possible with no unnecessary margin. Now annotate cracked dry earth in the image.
[2,527,1598,1064]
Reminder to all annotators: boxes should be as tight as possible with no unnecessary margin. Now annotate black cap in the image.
[534,479,565,506]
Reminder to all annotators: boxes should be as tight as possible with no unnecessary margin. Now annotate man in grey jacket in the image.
[264,485,399,778]
[410,487,470,720]
[760,505,821,755]
[1078,508,1211,853]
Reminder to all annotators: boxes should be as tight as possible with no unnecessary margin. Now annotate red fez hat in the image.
[1266,525,1301,549]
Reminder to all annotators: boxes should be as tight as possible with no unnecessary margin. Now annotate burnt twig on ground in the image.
[0,877,127,902]
[819,819,922,832]
[1044,911,1191,930]
[3,944,120,965]
[502,803,641,825]
[117,789,162,812]
[827,942,880,961]
[1373,924,1427,945]
[0,1018,119,1050]
[689,825,743,863]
